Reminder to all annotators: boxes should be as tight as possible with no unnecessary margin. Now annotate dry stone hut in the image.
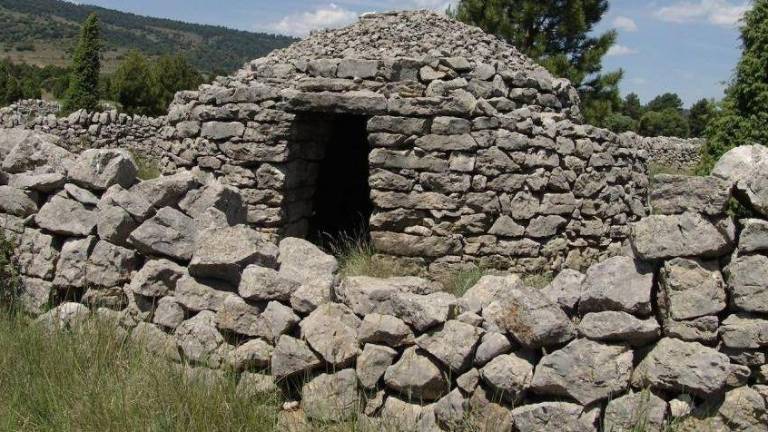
[164,11,649,275]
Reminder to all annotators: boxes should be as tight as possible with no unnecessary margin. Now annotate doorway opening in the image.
[307,114,372,248]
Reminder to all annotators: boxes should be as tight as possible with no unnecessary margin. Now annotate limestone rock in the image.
[726,254,768,314]
[483,284,575,348]
[356,344,397,389]
[18,277,53,315]
[130,259,188,297]
[377,396,439,432]
[2,131,72,174]
[384,347,450,401]
[128,207,197,261]
[663,315,719,344]
[35,195,97,236]
[53,236,96,288]
[85,241,138,287]
[712,144,768,186]
[357,313,415,347]
[474,331,513,366]
[189,226,278,283]
[391,291,456,332]
[650,174,731,216]
[541,268,585,311]
[531,338,633,405]
[299,303,361,366]
[302,369,359,422]
[174,310,228,368]
[578,311,660,346]
[8,172,65,192]
[131,322,181,362]
[510,402,595,432]
[278,238,338,313]
[468,386,514,432]
[36,302,89,331]
[335,276,438,316]
[225,338,273,372]
[179,181,247,225]
[96,205,137,246]
[631,213,734,260]
[480,352,534,403]
[17,228,58,280]
[739,218,768,254]
[259,301,301,342]
[659,258,727,320]
[174,275,234,312]
[64,183,99,206]
[416,320,483,372]
[603,390,668,432]
[718,386,768,431]
[631,337,731,397]
[129,171,198,209]
[720,314,768,349]
[271,335,322,379]
[579,256,654,315]
[0,185,37,217]
[239,264,299,302]
[434,388,468,430]
[459,274,524,314]
[68,149,138,191]
[152,296,185,329]
[236,372,277,398]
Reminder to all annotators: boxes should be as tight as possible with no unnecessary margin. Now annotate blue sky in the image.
[71,0,752,107]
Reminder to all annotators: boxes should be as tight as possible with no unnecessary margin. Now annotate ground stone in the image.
[384,346,449,402]
[603,390,668,432]
[299,303,361,367]
[631,213,734,260]
[356,344,397,390]
[302,369,359,422]
[579,256,654,315]
[659,257,727,320]
[578,311,660,346]
[271,335,322,379]
[68,148,137,191]
[189,226,278,283]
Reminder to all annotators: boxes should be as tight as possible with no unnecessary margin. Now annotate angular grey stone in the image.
[526,215,567,238]
[663,315,719,343]
[238,264,299,302]
[0,186,37,217]
[16,228,58,280]
[650,175,731,216]
[131,322,181,362]
[85,240,137,287]
[99,184,154,221]
[718,386,768,431]
[9,172,65,192]
[130,259,188,297]
[357,313,415,347]
[174,275,234,312]
[129,171,198,209]
[488,215,525,237]
[81,286,127,310]
[2,131,72,174]
[174,310,228,368]
[659,257,727,320]
[64,183,99,206]
[377,396,439,432]
[299,303,361,366]
[200,121,245,140]
[384,347,449,402]
[434,388,468,430]
[726,254,768,314]
[302,369,359,422]
[510,402,595,432]
[259,301,301,343]
[720,314,768,349]
[712,144,768,186]
[483,285,575,349]
[215,295,263,336]
[95,205,136,247]
[474,331,513,366]
[356,344,397,390]
[579,256,654,315]
[578,311,660,346]
[36,302,89,331]
[739,218,768,253]
[480,352,534,403]
[18,277,53,315]
[531,339,633,405]
[128,207,198,261]
[391,291,456,332]
[457,368,480,394]
[416,320,483,372]
[189,226,278,283]
[468,386,514,432]
[271,335,322,379]
[541,269,585,311]
[225,338,273,372]
[236,372,277,398]
[337,58,379,78]
[459,274,524,314]
[631,337,731,397]
[737,168,768,217]
[279,238,338,314]
[35,195,97,236]
[68,149,137,191]
[53,236,96,288]
[603,390,668,432]
[179,181,247,225]
[336,276,441,316]
[631,213,734,259]
[152,296,185,329]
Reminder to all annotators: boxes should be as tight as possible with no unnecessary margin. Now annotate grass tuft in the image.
[129,150,162,180]
[326,231,406,279]
[0,230,21,309]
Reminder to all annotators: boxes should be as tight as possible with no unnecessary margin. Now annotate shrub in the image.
[0,230,20,309]
[129,150,161,180]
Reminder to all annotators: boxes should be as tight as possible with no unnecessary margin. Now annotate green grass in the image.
[327,232,408,279]
[129,150,161,180]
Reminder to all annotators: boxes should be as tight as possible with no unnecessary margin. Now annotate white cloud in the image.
[267,3,358,37]
[612,16,638,32]
[607,45,638,57]
[655,0,750,27]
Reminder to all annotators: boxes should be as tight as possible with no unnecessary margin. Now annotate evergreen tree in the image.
[699,0,768,172]
[621,93,644,120]
[111,50,154,115]
[451,0,620,123]
[646,92,684,113]
[151,54,203,113]
[639,109,690,138]
[688,98,714,138]
[63,13,101,112]
[5,76,21,104]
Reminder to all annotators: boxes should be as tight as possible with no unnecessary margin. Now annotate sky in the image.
[68,0,752,107]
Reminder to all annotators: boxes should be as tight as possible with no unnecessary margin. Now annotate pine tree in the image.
[63,13,101,112]
[151,54,203,114]
[699,0,768,173]
[688,98,714,138]
[451,0,619,124]
[111,50,154,115]
[621,93,644,120]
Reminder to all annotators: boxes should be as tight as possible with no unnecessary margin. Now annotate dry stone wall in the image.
[638,135,704,173]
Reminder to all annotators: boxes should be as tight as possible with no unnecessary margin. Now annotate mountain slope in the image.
[0,0,296,73]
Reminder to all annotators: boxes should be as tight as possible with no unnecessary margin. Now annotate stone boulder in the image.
[179,181,247,225]
[391,291,456,332]
[540,268,585,311]
[129,170,198,209]
[278,238,338,314]
[174,275,234,312]
[726,254,768,314]
[458,274,524,314]
[129,259,188,297]
[738,218,768,253]
[531,338,633,405]
[225,338,273,372]
[603,390,668,432]
[720,314,768,349]
[16,228,58,280]
[510,402,595,432]
[718,386,768,431]
[631,337,731,397]
[35,195,97,236]
[357,313,415,347]
[2,131,72,174]
[650,174,731,216]
[0,185,37,217]
[631,213,734,260]
[36,302,89,331]
[128,207,198,261]
[335,276,435,316]
[480,351,534,403]
[188,226,278,283]
[238,265,299,302]
[384,347,450,401]
[131,322,181,362]
[174,310,228,368]
[299,303,361,367]
[85,240,138,287]
[270,335,322,379]
[53,236,96,288]
[416,320,483,372]
[659,257,727,320]
[357,344,397,390]
[96,205,138,246]
[9,172,66,192]
[302,369,359,422]
[578,311,660,346]
[68,149,138,191]
[579,256,654,315]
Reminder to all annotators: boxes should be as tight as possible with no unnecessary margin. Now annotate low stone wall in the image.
[635,135,704,173]
[2,131,768,431]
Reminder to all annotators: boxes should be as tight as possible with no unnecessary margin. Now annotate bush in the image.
[0,230,20,309]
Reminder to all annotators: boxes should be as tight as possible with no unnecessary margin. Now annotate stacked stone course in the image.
[3,127,768,430]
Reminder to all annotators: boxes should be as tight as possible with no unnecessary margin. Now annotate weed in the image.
[129,149,161,180]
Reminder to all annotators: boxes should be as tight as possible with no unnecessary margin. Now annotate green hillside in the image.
[0,0,296,74]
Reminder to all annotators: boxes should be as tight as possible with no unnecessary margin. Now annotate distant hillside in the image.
[0,0,296,74]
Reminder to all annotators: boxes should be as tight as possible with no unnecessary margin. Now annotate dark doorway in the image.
[307,114,372,246]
